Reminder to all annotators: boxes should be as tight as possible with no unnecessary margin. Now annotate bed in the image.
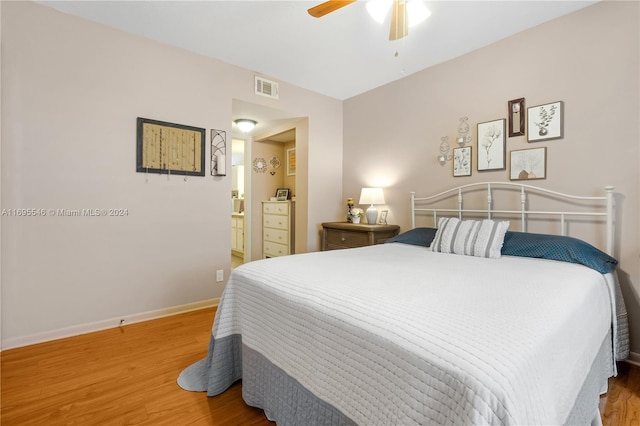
[179,182,629,425]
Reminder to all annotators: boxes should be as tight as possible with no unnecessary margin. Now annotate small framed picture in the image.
[275,188,290,201]
[453,146,472,177]
[527,101,563,142]
[477,119,506,171]
[377,210,388,225]
[286,148,296,176]
[508,98,525,137]
[509,147,547,180]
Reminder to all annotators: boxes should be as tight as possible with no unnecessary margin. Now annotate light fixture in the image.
[438,136,452,166]
[234,119,257,133]
[456,116,472,147]
[359,187,386,225]
[438,117,473,166]
[366,0,431,27]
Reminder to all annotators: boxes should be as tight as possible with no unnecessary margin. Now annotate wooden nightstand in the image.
[321,222,400,251]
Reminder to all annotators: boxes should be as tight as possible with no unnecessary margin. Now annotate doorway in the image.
[231,138,246,269]
[231,98,308,264]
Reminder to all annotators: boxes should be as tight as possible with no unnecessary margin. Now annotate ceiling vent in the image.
[255,76,279,100]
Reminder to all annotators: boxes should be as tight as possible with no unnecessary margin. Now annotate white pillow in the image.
[430,217,509,259]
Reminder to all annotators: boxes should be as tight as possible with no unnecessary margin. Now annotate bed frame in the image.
[410,181,615,255]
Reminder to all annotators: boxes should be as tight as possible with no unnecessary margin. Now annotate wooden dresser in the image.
[321,222,400,251]
[262,201,294,258]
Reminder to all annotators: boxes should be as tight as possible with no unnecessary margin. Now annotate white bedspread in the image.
[213,243,614,425]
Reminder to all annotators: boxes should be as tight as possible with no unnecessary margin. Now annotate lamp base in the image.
[366,205,378,225]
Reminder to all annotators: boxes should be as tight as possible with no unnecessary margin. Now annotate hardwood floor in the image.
[1,308,272,426]
[602,361,640,425]
[1,307,638,425]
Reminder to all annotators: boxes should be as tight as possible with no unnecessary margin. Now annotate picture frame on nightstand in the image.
[377,210,388,224]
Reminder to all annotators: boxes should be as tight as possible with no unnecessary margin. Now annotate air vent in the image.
[255,76,279,100]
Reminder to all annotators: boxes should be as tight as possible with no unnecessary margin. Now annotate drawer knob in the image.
[341,237,346,242]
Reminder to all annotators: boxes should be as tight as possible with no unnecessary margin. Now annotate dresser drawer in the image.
[264,214,289,230]
[264,240,289,257]
[264,228,289,245]
[263,202,289,215]
[321,222,400,251]
[325,229,369,248]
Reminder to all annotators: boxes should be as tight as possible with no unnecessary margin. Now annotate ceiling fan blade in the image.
[389,0,408,40]
[307,0,356,18]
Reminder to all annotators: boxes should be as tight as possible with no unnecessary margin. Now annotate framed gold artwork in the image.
[136,117,206,177]
[287,148,296,176]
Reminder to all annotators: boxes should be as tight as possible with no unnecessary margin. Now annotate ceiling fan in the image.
[308,0,425,41]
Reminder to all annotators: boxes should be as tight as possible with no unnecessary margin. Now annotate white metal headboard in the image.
[410,182,614,255]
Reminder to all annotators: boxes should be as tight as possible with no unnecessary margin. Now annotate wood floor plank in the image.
[2,307,638,425]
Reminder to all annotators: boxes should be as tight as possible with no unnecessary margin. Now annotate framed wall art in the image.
[287,148,296,176]
[210,129,227,176]
[453,146,472,177]
[509,147,547,180]
[527,101,563,142]
[477,118,506,171]
[508,98,525,137]
[136,117,205,177]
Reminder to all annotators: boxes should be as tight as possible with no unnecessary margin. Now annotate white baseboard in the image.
[626,351,640,367]
[1,298,219,351]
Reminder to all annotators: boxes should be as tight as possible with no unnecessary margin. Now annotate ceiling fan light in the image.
[234,119,257,133]
[366,0,393,24]
[407,0,431,27]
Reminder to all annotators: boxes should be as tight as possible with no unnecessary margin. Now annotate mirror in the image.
[508,98,525,137]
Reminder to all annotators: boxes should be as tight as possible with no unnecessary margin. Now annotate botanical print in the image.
[477,119,506,171]
[534,104,556,135]
[453,146,471,177]
[527,101,564,142]
[510,147,546,180]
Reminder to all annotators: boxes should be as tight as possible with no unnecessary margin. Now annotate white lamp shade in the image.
[359,187,385,206]
[359,188,385,225]
[366,0,393,23]
[366,0,430,27]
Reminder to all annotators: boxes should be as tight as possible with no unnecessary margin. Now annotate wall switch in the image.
[216,270,224,282]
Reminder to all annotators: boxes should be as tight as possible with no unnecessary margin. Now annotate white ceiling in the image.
[41,1,597,101]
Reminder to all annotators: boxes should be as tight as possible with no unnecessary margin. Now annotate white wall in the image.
[1,1,343,347]
[343,1,640,352]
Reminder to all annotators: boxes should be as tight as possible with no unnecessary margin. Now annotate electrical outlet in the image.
[216,269,224,282]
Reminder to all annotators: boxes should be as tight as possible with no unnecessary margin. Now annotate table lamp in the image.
[359,187,385,225]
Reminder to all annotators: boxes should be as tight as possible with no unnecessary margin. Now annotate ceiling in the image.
[39,1,597,137]
[41,1,597,102]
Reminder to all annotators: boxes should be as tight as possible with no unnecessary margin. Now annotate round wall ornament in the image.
[253,157,267,173]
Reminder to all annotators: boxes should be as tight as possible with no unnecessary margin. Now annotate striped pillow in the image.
[430,217,509,259]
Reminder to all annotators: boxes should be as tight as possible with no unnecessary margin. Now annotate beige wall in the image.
[344,1,640,353]
[1,1,342,346]
[2,0,638,356]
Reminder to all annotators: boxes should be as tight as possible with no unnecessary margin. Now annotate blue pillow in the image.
[501,231,617,274]
[386,227,437,247]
